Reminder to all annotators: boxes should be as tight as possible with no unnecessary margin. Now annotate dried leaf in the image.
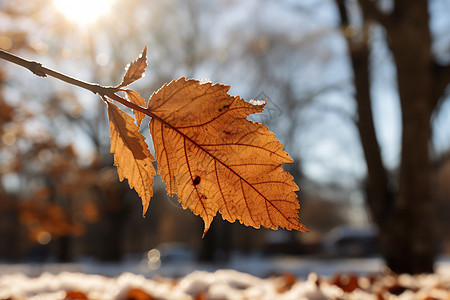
[107,102,155,215]
[330,273,360,293]
[125,288,155,300]
[194,292,207,300]
[64,290,88,300]
[276,273,297,293]
[125,90,146,126]
[118,46,147,88]
[147,77,307,234]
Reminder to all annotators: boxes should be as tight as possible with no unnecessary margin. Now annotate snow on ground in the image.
[0,257,449,299]
[0,254,387,279]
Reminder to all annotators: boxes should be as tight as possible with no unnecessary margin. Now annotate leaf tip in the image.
[117,46,149,88]
[298,223,309,232]
[142,202,149,218]
[289,217,309,232]
[201,219,213,238]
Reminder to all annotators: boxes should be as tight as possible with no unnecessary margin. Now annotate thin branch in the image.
[432,63,450,115]
[0,49,155,119]
[0,49,116,96]
[335,0,393,222]
[356,0,392,28]
[336,0,349,26]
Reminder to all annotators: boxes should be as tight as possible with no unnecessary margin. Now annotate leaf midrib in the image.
[146,100,300,229]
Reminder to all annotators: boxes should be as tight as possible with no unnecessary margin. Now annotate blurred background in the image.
[0,0,449,274]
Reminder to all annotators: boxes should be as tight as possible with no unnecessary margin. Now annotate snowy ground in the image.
[0,256,449,299]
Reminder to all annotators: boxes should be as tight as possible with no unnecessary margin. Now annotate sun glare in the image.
[53,0,116,25]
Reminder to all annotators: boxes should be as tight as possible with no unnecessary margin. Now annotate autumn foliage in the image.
[1,47,307,235]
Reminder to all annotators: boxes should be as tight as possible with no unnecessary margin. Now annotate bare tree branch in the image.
[335,0,393,224]
[0,49,118,96]
[336,0,349,25]
[0,49,152,119]
[432,63,450,114]
[356,0,392,28]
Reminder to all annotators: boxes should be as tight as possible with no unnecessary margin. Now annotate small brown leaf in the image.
[147,77,307,234]
[125,90,146,126]
[125,288,155,300]
[194,292,207,300]
[118,46,147,88]
[330,273,360,293]
[107,102,155,215]
[277,273,297,293]
[64,290,88,300]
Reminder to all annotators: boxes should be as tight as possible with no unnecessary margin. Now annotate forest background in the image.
[0,0,449,275]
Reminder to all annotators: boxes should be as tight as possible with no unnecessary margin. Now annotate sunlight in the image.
[53,0,116,25]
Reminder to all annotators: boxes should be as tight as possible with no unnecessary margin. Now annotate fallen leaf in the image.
[125,90,146,126]
[147,77,307,234]
[107,102,155,215]
[125,288,155,300]
[194,292,207,300]
[64,290,88,300]
[276,273,297,293]
[118,46,147,88]
[330,273,360,293]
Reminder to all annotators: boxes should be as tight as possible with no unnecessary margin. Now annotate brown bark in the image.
[337,0,438,273]
[337,0,394,225]
[383,0,435,273]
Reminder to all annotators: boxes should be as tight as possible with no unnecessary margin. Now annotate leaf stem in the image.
[107,92,154,117]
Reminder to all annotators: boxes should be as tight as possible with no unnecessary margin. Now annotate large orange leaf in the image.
[107,102,155,215]
[147,77,307,234]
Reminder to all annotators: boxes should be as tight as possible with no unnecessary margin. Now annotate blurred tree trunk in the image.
[99,208,126,261]
[57,236,71,262]
[336,0,450,273]
[97,174,129,261]
[384,0,434,274]
[47,180,72,262]
[199,222,217,262]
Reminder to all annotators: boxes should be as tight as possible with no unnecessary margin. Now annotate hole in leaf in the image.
[193,176,201,186]
[218,104,230,112]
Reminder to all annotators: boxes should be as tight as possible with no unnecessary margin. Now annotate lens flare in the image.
[53,0,116,25]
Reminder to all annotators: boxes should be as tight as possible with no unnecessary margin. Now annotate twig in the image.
[0,49,117,95]
[0,48,153,118]
[356,0,391,28]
